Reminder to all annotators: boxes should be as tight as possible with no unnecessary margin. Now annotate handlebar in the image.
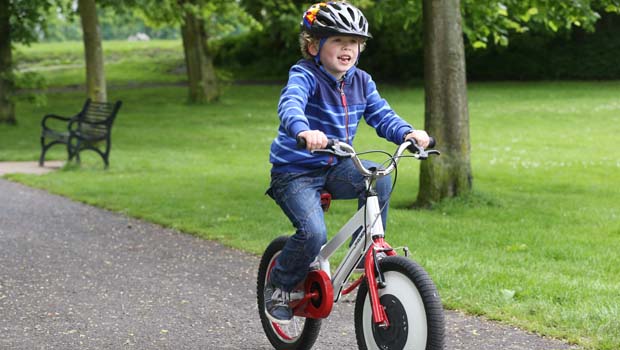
[296,136,440,178]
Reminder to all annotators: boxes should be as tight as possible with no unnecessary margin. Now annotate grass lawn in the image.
[14,40,186,87]
[2,41,619,349]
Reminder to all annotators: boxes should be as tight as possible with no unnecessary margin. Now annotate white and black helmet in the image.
[301,2,372,39]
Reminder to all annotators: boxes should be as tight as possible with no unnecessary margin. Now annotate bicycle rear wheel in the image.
[257,236,322,350]
[354,256,445,350]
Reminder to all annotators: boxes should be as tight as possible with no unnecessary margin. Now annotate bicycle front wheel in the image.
[354,256,445,350]
[257,235,322,350]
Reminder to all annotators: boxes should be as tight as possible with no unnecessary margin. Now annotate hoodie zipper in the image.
[339,80,350,144]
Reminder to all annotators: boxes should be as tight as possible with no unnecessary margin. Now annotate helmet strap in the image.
[314,37,328,65]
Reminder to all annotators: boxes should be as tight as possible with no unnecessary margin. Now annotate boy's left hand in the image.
[405,130,431,148]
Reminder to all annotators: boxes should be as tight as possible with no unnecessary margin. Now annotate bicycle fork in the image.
[364,237,396,328]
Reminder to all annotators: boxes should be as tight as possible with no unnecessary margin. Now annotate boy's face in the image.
[310,35,364,80]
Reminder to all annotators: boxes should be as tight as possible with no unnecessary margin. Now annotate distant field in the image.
[3,40,620,349]
[14,40,186,87]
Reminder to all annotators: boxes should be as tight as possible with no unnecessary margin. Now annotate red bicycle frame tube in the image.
[365,238,397,327]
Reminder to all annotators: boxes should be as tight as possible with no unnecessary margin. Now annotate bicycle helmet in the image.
[301,2,372,39]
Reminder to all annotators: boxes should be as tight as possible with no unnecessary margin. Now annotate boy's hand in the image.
[405,130,431,148]
[298,130,328,151]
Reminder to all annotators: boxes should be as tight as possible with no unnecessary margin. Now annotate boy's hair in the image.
[299,32,319,60]
[299,31,366,60]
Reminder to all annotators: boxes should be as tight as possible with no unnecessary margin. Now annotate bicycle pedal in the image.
[289,290,305,301]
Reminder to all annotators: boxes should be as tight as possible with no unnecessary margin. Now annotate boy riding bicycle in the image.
[265,1,430,324]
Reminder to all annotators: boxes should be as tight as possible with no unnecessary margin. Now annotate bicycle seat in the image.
[320,190,332,212]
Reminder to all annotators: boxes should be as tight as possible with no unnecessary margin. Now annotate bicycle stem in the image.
[337,139,436,177]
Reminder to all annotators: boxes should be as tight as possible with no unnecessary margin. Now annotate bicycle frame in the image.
[293,139,439,327]
[318,191,381,296]
[310,182,392,326]
[259,139,442,349]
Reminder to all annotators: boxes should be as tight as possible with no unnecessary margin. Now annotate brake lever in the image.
[412,148,441,160]
[311,142,352,158]
[406,139,441,159]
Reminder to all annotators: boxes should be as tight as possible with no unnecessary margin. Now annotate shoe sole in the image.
[264,307,293,325]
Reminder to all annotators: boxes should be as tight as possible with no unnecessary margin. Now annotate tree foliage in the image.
[135,0,259,39]
[220,0,620,81]
[8,0,58,45]
[462,0,620,49]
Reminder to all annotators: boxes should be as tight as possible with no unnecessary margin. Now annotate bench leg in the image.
[67,138,81,164]
[103,140,111,169]
[39,136,47,166]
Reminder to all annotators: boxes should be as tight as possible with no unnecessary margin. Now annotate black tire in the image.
[257,236,322,350]
[354,256,445,350]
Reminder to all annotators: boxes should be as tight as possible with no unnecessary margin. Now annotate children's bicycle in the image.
[257,138,445,350]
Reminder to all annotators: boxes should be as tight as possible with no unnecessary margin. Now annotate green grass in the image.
[3,42,620,349]
[14,40,186,87]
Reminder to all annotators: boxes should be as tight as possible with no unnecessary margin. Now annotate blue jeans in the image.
[267,158,392,292]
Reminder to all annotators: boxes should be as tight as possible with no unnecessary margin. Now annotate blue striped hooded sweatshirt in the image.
[270,59,415,173]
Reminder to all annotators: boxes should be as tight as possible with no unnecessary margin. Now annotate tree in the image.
[414,0,620,206]
[134,0,259,103]
[0,0,54,124]
[78,0,107,102]
[416,0,471,207]
[179,1,218,103]
[0,0,15,124]
[137,0,229,103]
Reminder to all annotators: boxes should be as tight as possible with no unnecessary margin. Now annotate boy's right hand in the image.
[298,130,328,151]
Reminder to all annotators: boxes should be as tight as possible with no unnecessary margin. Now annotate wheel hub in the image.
[372,294,408,349]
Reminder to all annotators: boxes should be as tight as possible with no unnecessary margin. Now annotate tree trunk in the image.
[180,6,219,104]
[78,0,107,102]
[416,0,472,207]
[0,0,15,124]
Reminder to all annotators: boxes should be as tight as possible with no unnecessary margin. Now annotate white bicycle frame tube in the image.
[310,140,433,303]
[317,194,384,302]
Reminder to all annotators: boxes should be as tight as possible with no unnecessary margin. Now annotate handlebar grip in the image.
[296,136,336,150]
[428,136,436,148]
[408,136,436,148]
[296,136,306,149]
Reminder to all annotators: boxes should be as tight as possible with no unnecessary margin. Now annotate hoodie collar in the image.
[316,62,356,86]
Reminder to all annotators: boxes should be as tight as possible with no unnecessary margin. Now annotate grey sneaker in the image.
[264,277,293,324]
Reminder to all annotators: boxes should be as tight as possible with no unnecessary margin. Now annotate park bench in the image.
[39,99,122,168]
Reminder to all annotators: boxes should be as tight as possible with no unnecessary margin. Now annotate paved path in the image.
[0,161,64,176]
[0,178,579,349]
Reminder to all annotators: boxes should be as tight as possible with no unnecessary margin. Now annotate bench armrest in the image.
[68,116,114,133]
[41,113,75,131]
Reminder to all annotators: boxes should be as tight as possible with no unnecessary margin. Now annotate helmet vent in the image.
[347,7,355,18]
